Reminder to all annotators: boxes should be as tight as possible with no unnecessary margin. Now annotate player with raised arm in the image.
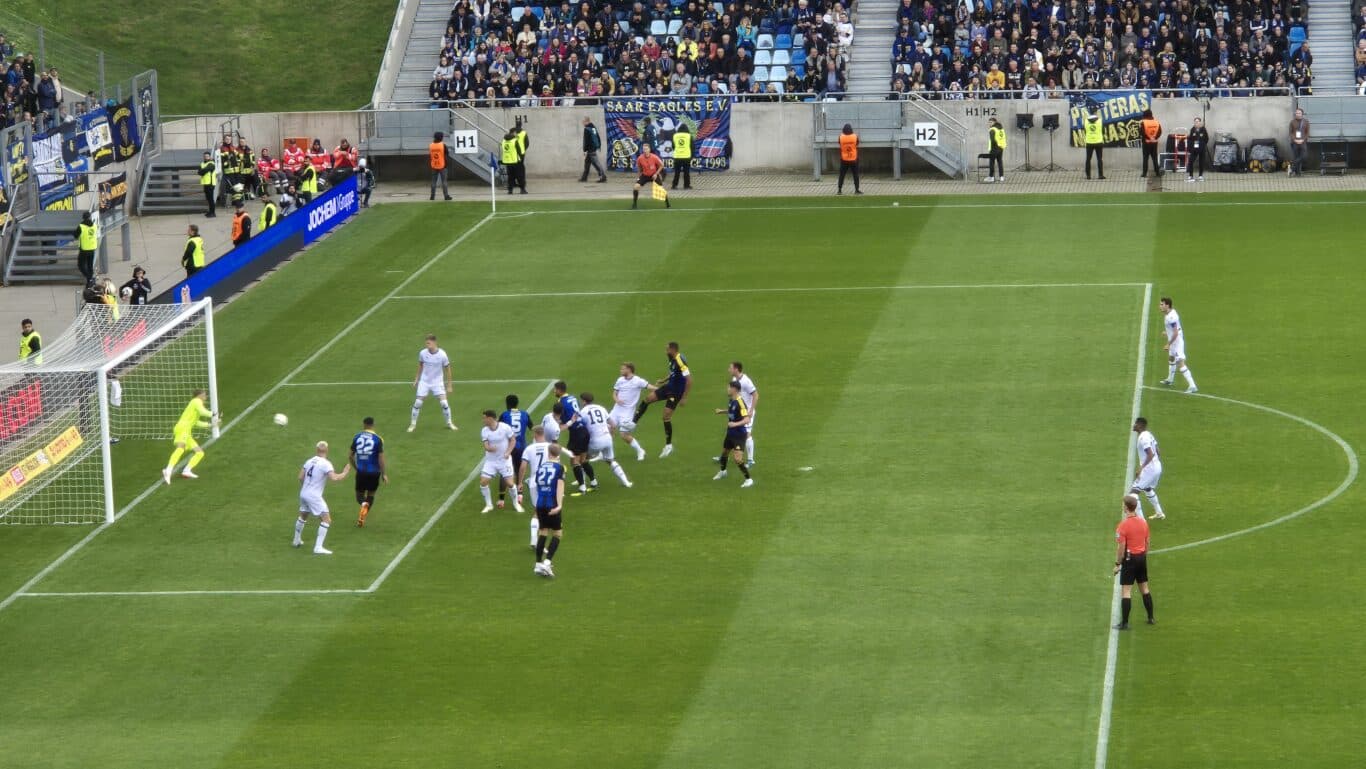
[498,394,532,509]
[293,441,350,555]
[712,380,754,487]
[580,392,633,488]
[1130,417,1166,520]
[350,416,387,527]
[1157,297,1198,393]
[520,425,552,549]
[532,444,567,578]
[410,334,457,432]
[554,381,596,495]
[634,341,691,458]
[479,409,520,514]
[611,362,654,461]
[162,388,218,484]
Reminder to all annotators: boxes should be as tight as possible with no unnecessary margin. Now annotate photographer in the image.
[120,267,151,306]
[1186,117,1209,182]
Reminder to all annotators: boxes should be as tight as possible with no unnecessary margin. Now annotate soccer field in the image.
[2,192,1364,769]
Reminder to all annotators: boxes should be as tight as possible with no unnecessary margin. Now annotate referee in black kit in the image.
[1112,494,1155,629]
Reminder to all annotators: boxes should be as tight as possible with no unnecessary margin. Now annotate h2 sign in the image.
[913,123,939,147]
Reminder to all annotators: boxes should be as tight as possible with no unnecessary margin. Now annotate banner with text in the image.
[81,108,114,169]
[110,99,142,161]
[33,130,64,190]
[603,96,731,172]
[1069,90,1153,148]
[99,172,128,212]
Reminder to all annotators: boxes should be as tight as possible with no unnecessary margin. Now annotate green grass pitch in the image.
[2,192,1365,768]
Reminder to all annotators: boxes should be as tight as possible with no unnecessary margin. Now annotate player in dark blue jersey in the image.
[553,380,596,495]
[498,393,532,507]
[712,380,753,487]
[633,341,691,458]
[533,444,566,578]
[349,416,388,526]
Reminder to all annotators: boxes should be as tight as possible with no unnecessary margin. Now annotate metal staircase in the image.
[3,212,84,284]
[813,97,967,178]
[359,108,501,184]
[135,149,211,215]
[846,0,898,95]
[1304,0,1355,91]
[392,0,453,107]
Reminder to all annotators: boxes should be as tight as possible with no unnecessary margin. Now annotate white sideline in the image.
[284,379,549,387]
[495,199,1366,217]
[0,213,496,618]
[1142,387,1359,555]
[1094,282,1152,769]
[23,589,368,598]
[392,282,1148,301]
[364,378,557,594]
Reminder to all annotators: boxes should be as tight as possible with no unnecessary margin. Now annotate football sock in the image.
[315,521,330,549]
[745,436,754,460]
[1181,367,1196,389]
[632,190,639,203]
[440,400,452,422]
[1168,363,1177,380]
[633,438,646,457]
[634,401,649,421]
[167,447,185,469]
[664,421,673,444]
[738,462,751,479]
[1121,597,1132,625]
[480,485,493,506]
[294,518,306,540]
[358,501,370,522]
[572,464,585,486]
[186,451,204,470]
[535,535,547,562]
[546,536,560,560]
[719,453,729,470]
[611,460,629,484]
[583,463,596,482]
[530,515,540,545]
[498,486,506,501]
[1144,489,1164,517]
[1142,593,1154,620]
[410,399,422,422]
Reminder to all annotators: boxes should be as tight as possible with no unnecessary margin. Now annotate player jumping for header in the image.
[634,341,691,458]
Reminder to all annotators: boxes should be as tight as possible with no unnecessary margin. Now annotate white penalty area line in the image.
[393,282,1148,302]
[284,379,549,387]
[1142,387,1359,556]
[21,379,558,602]
[0,212,498,617]
[1095,282,1152,769]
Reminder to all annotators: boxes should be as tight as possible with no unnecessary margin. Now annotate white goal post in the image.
[0,299,218,525]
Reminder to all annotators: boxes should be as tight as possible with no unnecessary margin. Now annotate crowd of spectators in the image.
[1354,0,1366,92]
[426,0,854,105]
[887,0,1315,99]
[0,36,111,134]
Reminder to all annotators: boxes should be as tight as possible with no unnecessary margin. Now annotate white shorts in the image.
[1167,341,1186,363]
[589,435,614,460]
[1132,463,1162,492]
[299,494,329,516]
[610,407,636,434]
[416,381,446,398]
[482,456,514,479]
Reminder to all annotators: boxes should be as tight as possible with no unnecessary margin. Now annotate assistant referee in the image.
[1112,494,1155,629]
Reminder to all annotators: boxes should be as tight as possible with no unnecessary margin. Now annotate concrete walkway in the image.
[5,168,1362,363]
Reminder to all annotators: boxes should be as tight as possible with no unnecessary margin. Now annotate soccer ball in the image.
[273,413,289,426]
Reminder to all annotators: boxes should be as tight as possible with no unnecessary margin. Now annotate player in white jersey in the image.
[580,393,633,487]
[520,425,552,548]
[479,409,520,514]
[542,404,563,444]
[611,362,654,461]
[1156,297,1198,394]
[729,361,759,461]
[1130,417,1166,520]
[410,334,457,432]
[293,441,351,555]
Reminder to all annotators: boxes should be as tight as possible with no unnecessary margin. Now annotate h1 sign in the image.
[450,130,480,155]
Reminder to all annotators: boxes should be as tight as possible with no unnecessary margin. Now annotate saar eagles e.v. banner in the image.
[604,96,731,172]
[1069,90,1153,148]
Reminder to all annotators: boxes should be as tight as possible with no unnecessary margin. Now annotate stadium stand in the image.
[881,0,1326,97]
[407,0,854,105]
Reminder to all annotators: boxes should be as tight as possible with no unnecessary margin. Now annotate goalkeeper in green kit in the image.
[163,389,218,484]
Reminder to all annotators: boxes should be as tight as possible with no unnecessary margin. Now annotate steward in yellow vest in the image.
[670,126,693,190]
[19,318,41,364]
[1084,109,1106,180]
[183,224,206,277]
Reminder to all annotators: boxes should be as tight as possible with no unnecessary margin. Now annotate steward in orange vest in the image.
[837,123,861,195]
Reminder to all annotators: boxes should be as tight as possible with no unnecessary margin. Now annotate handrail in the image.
[376,92,826,109]
[826,86,1297,100]
[905,92,967,134]
[371,0,419,108]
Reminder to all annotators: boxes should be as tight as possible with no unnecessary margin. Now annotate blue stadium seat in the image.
[777,21,793,35]
[618,20,630,33]
[759,17,776,33]
[1289,25,1307,44]
[790,33,804,49]
[512,7,526,22]
[790,49,805,66]
[697,82,710,93]
[772,81,785,94]
[793,63,806,78]
[770,65,787,82]
[775,33,792,49]
[668,19,683,35]
[650,20,667,36]
[755,66,770,81]
[755,50,772,66]
[530,6,544,19]
[593,52,604,65]
[539,38,550,50]
[757,33,775,49]
[773,49,790,66]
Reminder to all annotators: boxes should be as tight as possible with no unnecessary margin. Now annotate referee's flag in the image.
[651,182,668,201]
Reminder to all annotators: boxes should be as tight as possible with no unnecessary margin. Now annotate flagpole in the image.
[490,151,497,215]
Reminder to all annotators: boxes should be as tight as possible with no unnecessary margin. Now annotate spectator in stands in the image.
[182,225,206,278]
[120,267,151,306]
[0,36,11,60]
[36,70,58,125]
[836,12,854,48]
[1288,106,1309,177]
[282,139,306,180]
[257,149,287,194]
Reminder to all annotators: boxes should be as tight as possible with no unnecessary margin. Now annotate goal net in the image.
[0,299,218,524]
